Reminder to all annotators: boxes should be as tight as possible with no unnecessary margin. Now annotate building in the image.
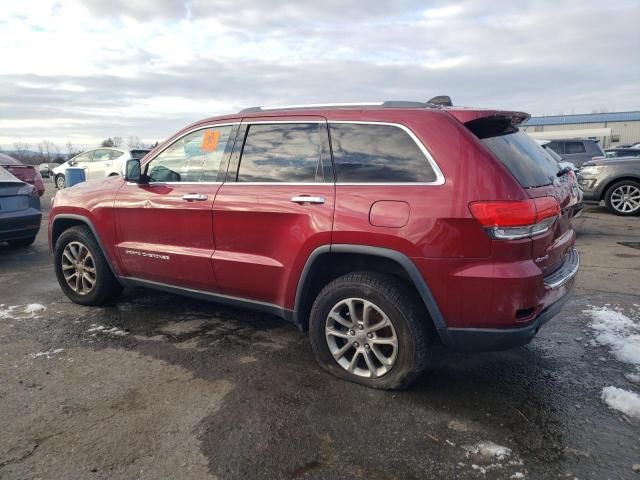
[522,111,640,149]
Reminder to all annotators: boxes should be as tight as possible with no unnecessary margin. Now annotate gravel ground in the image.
[1,183,639,479]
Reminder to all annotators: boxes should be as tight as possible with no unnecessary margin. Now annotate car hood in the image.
[52,162,71,174]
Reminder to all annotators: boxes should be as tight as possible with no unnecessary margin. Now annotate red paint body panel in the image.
[48,105,578,339]
[212,184,335,307]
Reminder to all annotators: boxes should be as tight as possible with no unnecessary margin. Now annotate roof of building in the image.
[524,111,640,126]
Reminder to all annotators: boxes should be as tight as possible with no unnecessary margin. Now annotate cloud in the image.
[0,0,638,147]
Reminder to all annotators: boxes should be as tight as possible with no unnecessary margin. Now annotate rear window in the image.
[468,119,559,188]
[565,142,586,154]
[329,123,437,183]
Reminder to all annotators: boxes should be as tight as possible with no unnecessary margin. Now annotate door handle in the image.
[181,193,208,201]
[290,196,325,205]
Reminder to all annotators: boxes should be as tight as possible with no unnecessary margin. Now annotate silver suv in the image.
[578,156,640,215]
[544,139,605,167]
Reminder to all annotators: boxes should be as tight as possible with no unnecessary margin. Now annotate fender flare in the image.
[50,214,119,278]
[293,244,451,343]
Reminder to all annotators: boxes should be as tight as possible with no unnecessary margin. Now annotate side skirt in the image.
[119,277,295,323]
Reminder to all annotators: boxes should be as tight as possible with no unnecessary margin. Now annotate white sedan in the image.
[53,147,150,189]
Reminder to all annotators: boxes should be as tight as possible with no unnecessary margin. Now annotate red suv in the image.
[49,101,580,389]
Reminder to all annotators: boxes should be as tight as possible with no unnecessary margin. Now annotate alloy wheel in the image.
[325,298,398,379]
[610,184,640,213]
[61,241,97,295]
[56,175,65,189]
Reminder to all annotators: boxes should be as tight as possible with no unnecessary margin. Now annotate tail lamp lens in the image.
[469,197,560,240]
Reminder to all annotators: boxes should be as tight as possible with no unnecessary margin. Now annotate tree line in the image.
[2,137,158,165]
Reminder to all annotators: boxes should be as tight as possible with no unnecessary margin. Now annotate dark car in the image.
[543,139,605,167]
[0,167,42,247]
[604,147,640,159]
[0,153,45,196]
[49,100,580,389]
[578,156,640,215]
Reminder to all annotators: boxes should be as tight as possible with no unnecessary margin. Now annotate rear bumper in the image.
[0,209,42,242]
[438,248,579,352]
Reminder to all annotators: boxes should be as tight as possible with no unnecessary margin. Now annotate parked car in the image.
[604,147,640,159]
[53,147,150,189]
[542,139,605,167]
[39,162,62,178]
[0,153,45,196]
[49,100,580,389]
[578,156,640,216]
[0,166,42,247]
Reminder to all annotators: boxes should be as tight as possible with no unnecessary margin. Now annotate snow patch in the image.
[583,306,640,366]
[601,386,640,419]
[87,324,128,336]
[463,441,512,461]
[0,303,47,320]
[24,303,46,314]
[511,473,525,479]
[30,348,64,359]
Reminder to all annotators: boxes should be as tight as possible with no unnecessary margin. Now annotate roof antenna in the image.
[427,95,453,107]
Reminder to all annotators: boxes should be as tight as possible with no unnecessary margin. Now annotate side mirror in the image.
[69,160,77,166]
[125,158,144,183]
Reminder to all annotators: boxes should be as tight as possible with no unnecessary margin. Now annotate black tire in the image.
[54,226,122,305]
[604,180,640,216]
[309,272,432,390]
[55,174,66,189]
[7,236,36,247]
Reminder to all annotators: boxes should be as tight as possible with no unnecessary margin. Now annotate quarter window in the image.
[147,126,233,182]
[564,142,586,154]
[329,123,437,183]
[237,123,323,182]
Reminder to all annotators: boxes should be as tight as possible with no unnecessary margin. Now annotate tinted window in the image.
[546,141,564,154]
[93,149,121,162]
[130,149,150,160]
[237,123,322,182]
[147,125,233,182]
[565,142,586,154]
[329,123,437,183]
[481,130,559,188]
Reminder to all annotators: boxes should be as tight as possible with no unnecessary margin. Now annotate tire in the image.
[55,174,66,189]
[604,180,640,216]
[54,225,122,305]
[7,236,36,247]
[309,272,432,390]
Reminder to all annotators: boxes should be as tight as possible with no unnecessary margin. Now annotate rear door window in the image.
[329,123,437,183]
[547,141,564,155]
[564,142,586,154]
[236,123,323,182]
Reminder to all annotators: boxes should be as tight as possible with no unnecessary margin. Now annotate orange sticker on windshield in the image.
[201,130,220,152]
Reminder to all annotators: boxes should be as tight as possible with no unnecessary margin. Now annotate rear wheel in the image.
[605,180,640,216]
[55,174,66,189]
[309,272,431,390]
[7,236,36,247]
[54,226,122,305]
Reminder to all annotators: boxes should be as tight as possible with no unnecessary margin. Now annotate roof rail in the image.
[238,99,449,114]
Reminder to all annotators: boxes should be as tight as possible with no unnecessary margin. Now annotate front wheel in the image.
[309,272,432,390]
[605,180,640,216]
[55,174,66,189]
[54,226,122,305]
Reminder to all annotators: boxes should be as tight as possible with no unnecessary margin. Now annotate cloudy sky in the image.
[1,0,639,149]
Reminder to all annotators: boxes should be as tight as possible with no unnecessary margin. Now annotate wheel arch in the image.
[51,214,119,278]
[600,175,640,200]
[293,244,450,343]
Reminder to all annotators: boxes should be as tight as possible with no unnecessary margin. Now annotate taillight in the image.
[469,197,560,240]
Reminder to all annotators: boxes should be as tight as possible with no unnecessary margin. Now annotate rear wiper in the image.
[557,166,572,177]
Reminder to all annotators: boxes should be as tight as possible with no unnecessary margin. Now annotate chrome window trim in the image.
[328,121,445,186]
[223,182,326,186]
[242,120,326,125]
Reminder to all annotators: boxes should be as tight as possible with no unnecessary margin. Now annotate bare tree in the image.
[112,136,123,148]
[12,141,31,162]
[127,136,141,148]
[37,140,57,162]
